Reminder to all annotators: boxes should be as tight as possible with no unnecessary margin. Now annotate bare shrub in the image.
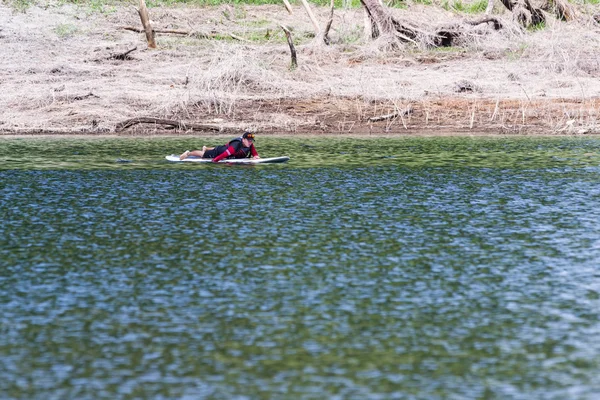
[178,44,281,116]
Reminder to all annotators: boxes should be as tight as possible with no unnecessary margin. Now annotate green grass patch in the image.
[382,0,408,8]
[3,0,36,12]
[464,0,487,12]
[4,0,365,10]
[431,46,464,52]
[243,18,271,26]
[146,0,348,6]
[3,0,120,12]
[441,0,487,13]
[527,21,546,31]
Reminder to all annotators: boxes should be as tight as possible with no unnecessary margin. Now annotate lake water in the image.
[2,136,600,399]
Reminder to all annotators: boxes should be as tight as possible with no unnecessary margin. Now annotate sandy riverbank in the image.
[1,1,600,136]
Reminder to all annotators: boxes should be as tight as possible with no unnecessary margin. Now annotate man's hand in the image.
[253,156,261,159]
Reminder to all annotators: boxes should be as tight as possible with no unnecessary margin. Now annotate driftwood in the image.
[280,25,297,69]
[368,105,413,122]
[116,117,221,132]
[137,0,156,48]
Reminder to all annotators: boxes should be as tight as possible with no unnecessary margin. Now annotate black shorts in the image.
[203,145,227,159]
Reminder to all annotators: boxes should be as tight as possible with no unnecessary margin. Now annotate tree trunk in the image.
[138,0,156,48]
[360,0,505,49]
[541,0,576,21]
[359,0,418,43]
[360,0,396,37]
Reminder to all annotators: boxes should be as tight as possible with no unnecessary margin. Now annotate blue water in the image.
[1,136,600,399]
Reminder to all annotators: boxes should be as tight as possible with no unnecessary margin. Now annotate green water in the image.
[2,136,600,399]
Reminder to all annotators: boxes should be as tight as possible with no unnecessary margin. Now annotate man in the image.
[179,132,260,163]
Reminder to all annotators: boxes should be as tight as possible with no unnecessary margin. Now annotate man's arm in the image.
[212,145,236,163]
[251,144,260,159]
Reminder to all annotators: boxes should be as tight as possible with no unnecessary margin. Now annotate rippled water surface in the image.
[2,136,600,399]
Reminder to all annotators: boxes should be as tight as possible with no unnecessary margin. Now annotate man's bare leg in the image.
[180,149,205,160]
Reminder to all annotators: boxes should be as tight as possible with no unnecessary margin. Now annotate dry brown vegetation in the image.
[1,1,599,136]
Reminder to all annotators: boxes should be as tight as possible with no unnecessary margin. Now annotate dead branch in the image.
[116,117,221,132]
[282,0,293,14]
[465,17,503,30]
[368,105,413,122]
[122,26,249,41]
[73,92,99,101]
[137,0,156,48]
[280,25,297,69]
[323,0,335,45]
[122,26,189,35]
[229,33,251,42]
[300,0,321,37]
[110,46,138,60]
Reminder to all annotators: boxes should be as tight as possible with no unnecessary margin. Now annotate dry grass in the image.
[0,1,599,134]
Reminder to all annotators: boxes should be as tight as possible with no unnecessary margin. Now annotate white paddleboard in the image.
[165,155,290,164]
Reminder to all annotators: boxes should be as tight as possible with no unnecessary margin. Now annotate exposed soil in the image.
[1,2,600,136]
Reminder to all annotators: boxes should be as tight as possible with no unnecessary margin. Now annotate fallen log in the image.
[116,117,221,132]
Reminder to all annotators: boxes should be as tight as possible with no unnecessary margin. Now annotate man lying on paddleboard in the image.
[179,132,260,162]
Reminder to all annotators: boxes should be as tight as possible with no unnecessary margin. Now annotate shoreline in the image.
[2,131,598,139]
[2,95,598,137]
